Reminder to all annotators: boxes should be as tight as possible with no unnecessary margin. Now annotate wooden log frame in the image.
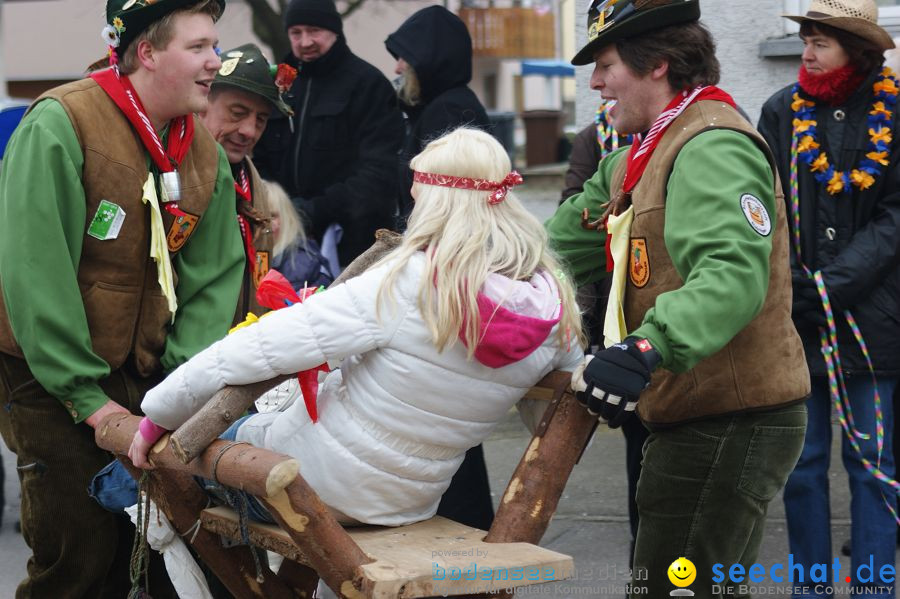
[98,370,597,598]
[113,457,297,598]
[486,371,599,545]
[97,413,375,598]
[170,228,403,464]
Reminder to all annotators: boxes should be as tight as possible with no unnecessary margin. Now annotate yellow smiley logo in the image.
[668,557,696,587]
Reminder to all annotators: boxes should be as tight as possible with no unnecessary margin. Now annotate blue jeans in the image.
[632,403,807,598]
[784,375,898,599]
[203,415,276,524]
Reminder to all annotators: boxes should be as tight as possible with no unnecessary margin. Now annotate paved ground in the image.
[0,180,890,596]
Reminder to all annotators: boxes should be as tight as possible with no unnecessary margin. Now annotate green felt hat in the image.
[571,0,700,66]
[104,0,226,56]
[214,44,294,117]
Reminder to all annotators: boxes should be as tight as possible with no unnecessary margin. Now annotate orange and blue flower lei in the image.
[791,67,898,195]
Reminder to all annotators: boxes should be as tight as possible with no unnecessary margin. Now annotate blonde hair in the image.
[397,66,422,107]
[376,127,584,358]
[119,0,222,75]
[263,179,307,257]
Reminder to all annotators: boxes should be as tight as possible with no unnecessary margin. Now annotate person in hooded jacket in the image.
[385,6,494,531]
[127,128,585,530]
[252,0,404,269]
[385,5,490,228]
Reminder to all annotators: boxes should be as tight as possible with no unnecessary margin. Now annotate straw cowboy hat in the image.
[783,0,895,50]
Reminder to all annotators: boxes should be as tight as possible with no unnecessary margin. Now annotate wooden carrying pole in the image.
[170,229,403,464]
[484,371,598,545]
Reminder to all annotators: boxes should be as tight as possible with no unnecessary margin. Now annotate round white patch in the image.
[740,193,771,236]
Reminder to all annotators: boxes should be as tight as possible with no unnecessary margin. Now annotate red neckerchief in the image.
[797,64,866,106]
[234,165,257,273]
[91,68,193,217]
[604,85,737,270]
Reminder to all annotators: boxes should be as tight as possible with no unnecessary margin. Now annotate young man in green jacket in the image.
[548,0,810,594]
[0,1,243,596]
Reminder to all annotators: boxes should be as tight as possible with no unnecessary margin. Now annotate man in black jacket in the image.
[253,0,404,268]
[757,0,900,586]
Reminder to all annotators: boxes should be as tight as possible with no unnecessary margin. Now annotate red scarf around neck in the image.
[90,69,194,174]
[234,165,257,272]
[797,64,866,106]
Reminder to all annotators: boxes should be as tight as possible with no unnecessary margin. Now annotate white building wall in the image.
[575,0,799,130]
[2,0,436,87]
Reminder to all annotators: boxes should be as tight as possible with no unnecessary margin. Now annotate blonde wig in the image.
[377,127,584,358]
[397,66,422,107]
[263,179,307,257]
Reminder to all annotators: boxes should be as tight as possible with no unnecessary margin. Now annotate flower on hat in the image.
[274,64,298,94]
[102,24,121,49]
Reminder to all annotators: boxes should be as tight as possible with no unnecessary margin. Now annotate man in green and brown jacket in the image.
[0,1,243,597]
[200,42,294,322]
[547,0,810,595]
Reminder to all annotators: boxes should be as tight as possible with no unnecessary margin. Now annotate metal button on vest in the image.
[826,227,836,240]
[833,109,846,121]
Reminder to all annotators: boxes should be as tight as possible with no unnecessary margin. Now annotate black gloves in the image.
[572,337,660,428]
[792,271,827,328]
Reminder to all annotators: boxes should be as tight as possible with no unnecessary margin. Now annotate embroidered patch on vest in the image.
[740,194,771,236]
[166,212,200,252]
[253,251,270,289]
[630,238,650,288]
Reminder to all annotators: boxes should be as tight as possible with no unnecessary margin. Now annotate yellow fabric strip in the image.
[142,173,177,322]
[603,205,634,348]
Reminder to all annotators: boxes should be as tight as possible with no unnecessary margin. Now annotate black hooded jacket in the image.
[253,36,404,266]
[758,69,900,377]
[385,6,490,224]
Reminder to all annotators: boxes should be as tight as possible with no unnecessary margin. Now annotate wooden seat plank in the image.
[201,507,573,598]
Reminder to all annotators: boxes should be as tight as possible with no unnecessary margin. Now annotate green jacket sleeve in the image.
[0,100,111,422]
[545,147,628,286]
[161,145,244,372]
[631,129,776,372]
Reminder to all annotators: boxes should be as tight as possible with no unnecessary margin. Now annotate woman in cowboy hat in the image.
[759,1,900,594]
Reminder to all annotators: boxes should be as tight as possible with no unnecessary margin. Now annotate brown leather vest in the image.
[612,100,810,426]
[0,78,220,377]
[233,158,274,324]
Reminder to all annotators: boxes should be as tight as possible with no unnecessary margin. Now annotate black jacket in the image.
[758,70,900,376]
[253,37,404,266]
[385,6,490,224]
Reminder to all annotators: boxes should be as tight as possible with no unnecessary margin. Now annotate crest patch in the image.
[253,251,270,289]
[219,58,239,77]
[740,193,771,236]
[629,238,650,288]
[166,212,199,252]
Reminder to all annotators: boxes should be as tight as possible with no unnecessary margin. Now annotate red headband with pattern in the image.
[412,170,524,205]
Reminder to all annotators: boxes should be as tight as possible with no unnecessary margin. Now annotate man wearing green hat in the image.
[0,1,244,596]
[546,0,810,593]
[201,42,292,320]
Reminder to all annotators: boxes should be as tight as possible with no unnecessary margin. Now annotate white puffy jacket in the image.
[142,252,583,526]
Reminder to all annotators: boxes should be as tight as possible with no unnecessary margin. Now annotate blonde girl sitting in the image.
[128,127,584,526]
